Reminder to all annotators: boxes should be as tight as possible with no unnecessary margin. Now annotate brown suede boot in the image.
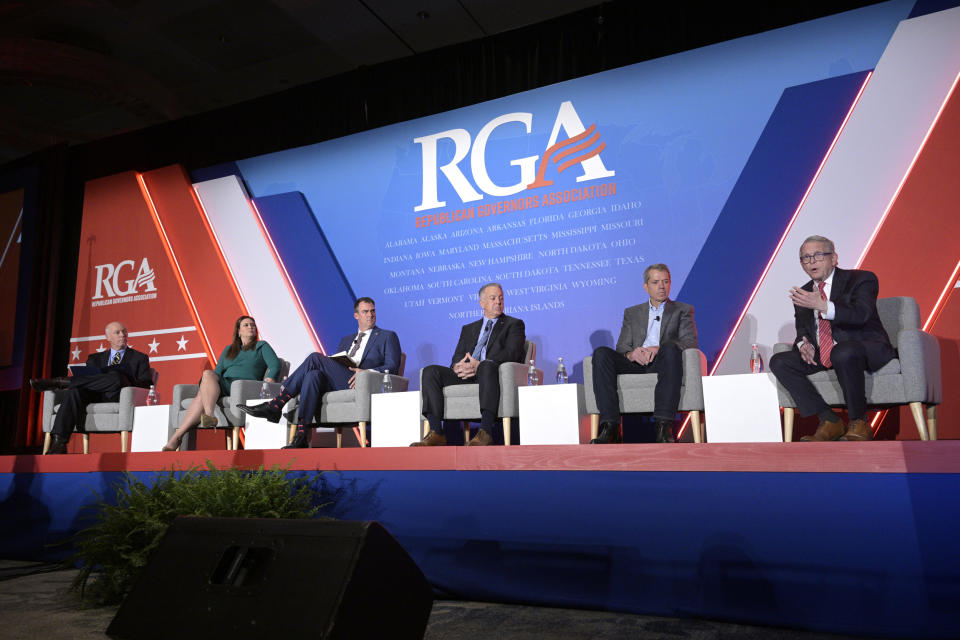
[800,417,846,441]
[410,431,447,447]
[840,418,873,441]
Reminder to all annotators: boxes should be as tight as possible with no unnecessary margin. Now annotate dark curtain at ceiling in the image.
[1,1,881,451]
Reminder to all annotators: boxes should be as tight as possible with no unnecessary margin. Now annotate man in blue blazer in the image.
[241,297,401,448]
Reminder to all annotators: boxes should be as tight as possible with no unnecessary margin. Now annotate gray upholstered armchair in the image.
[286,354,409,448]
[42,368,158,454]
[774,296,941,441]
[168,359,290,450]
[583,349,707,442]
[418,341,539,446]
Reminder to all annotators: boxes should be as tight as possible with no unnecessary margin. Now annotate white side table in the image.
[518,384,590,445]
[701,373,783,442]
[132,404,172,452]
[243,398,289,449]
[371,391,422,448]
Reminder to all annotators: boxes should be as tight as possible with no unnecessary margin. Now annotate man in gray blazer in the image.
[591,263,698,444]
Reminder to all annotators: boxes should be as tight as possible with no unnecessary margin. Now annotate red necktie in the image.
[817,281,833,368]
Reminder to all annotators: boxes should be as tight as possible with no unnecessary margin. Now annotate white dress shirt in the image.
[349,330,371,366]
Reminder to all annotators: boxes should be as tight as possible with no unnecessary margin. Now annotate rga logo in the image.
[92,258,157,300]
[414,100,614,212]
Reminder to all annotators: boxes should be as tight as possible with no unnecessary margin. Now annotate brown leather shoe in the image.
[467,429,494,446]
[840,418,873,441]
[799,417,846,441]
[410,431,447,447]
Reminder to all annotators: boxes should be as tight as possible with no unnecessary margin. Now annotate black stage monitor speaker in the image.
[107,517,434,640]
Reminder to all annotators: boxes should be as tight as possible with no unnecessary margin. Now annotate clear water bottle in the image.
[260,380,271,399]
[527,360,538,386]
[147,385,158,406]
[749,344,763,373]
[381,370,393,393]
[555,357,567,384]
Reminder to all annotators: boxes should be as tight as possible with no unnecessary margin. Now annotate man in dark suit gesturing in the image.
[31,321,153,454]
[769,235,894,441]
[591,263,698,444]
[411,282,526,447]
[241,297,401,448]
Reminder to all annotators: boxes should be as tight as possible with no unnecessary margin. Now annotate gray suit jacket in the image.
[615,299,698,355]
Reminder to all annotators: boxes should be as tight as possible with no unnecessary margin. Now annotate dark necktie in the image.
[474,320,493,359]
[111,351,122,365]
[817,281,833,367]
[348,332,364,357]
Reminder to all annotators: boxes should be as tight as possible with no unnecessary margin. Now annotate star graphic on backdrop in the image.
[176,336,188,352]
[96,343,106,352]
[148,338,159,354]
[71,346,81,361]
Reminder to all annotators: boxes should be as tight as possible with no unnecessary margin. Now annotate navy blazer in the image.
[86,347,153,388]
[792,267,893,349]
[336,327,402,374]
[450,314,526,366]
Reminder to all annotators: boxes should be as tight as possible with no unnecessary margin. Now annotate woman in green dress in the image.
[163,316,280,451]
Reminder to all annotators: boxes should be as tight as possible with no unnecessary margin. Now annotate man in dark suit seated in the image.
[769,235,894,441]
[591,263,698,444]
[241,297,401,449]
[410,282,526,447]
[30,321,153,454]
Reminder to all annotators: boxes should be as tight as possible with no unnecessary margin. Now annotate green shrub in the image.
[70,461,323,606]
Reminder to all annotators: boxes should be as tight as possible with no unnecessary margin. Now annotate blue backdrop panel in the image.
[228,2,913,385]
[3,466,957,638]
[677,71,872,365]
[253,191,357,351]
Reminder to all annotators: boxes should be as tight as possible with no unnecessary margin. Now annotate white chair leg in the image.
[422,419,429,438]
[927,405,938,441]
[232,427,239,450]
[909,402,929,441]
[589,414,599,441]
[120,431,129,453]
[503,418,511,446]
[783,408,794,442]
[288,423,296,444]
[336,427,342,448]
[690,411,702,443]
[462,422,470,444]
[43,433,51,455]
[83,434,90,454]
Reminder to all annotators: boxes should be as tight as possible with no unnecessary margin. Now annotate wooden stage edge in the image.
[2,440,959,474]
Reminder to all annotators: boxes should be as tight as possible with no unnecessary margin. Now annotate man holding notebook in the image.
[240,296,401,448]
[30,321,153,454]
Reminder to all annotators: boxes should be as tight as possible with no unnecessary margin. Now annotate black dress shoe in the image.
[282,426,310,449]
[30,377,71,392]
[239,402,281,423]
[47,435,69,455]
[655,419,677,443]
[590,422,622,444]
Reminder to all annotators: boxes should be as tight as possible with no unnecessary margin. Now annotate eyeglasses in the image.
[799,251,832,264]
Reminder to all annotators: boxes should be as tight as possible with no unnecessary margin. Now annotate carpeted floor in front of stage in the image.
[0,560,878,640]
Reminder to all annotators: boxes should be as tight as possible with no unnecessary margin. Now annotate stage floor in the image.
[2,440,959,474]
